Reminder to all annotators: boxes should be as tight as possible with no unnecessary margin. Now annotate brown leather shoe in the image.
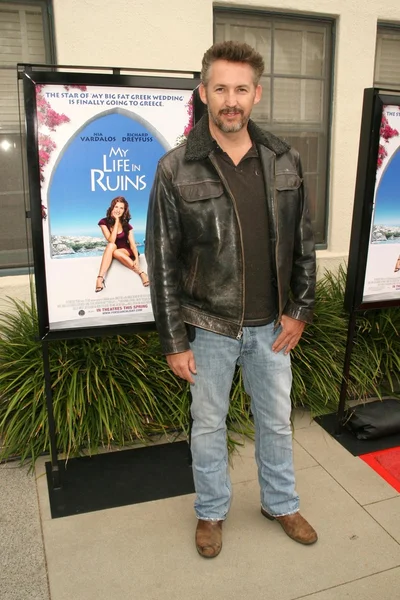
[261,508,318,545]
[195,519,223,558]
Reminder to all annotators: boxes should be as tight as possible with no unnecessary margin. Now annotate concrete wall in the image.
[2,0,400,303]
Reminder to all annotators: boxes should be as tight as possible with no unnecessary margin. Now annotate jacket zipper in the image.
[209,152,244,340]
[258,148,283,326]
[271,153,283,321]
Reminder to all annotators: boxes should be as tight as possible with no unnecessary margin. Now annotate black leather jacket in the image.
[146,116,316,355]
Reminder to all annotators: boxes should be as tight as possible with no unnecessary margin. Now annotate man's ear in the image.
[199,82,208,105]
[253,84,262,106]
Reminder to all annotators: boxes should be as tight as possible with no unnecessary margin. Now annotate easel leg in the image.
[335,311,357,435]
[41,340,61,489]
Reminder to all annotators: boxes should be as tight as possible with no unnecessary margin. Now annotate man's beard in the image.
[208,107,249,133]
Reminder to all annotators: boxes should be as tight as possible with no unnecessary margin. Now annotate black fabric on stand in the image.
[316,398,400,456]
[45,440,194,519]
[345,398,400,440]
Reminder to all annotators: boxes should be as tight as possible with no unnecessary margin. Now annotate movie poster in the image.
[362,105,400,303]
[36,83,193,331]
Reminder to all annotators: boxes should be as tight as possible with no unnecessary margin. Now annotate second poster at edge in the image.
[37,83,193,332]
[362,102,400,304]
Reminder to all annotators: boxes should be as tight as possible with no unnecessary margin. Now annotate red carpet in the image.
[360,446,400,492]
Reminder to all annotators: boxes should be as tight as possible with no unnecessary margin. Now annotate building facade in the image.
[0,0,399,307]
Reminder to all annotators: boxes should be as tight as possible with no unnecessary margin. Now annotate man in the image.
[146,41,317,558]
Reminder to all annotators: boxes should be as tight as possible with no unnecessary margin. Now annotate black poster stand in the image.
[335,312,357,434]
[20,63,203,494]
[333,88,400,437]
[41,340,61,488]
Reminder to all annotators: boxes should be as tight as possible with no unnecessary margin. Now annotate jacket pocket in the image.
[275,172,302,191]
[177,180,224,202]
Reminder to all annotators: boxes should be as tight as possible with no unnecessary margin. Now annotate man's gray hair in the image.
[201,41,265,85]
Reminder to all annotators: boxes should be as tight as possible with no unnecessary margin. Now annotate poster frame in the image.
[20,64,202,341]
[344,87,400,313]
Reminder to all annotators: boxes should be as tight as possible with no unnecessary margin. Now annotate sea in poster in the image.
[37,83,193,330]
[363,104,400,303]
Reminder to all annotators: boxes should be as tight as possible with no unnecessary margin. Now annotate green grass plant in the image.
[291,265,400,414]
[0,265,399,464]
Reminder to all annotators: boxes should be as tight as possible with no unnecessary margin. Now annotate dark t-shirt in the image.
[213,144,277,326]
[98,218,134,256]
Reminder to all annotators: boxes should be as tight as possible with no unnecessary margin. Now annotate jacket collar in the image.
[184,114,290,161]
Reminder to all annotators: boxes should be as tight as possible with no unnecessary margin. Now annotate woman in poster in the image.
[395,255,400,273]
[95,196,149,291]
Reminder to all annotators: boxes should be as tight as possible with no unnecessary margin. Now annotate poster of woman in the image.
[95,196,149,293]
[362,104,400,303]
[32,81,195,333]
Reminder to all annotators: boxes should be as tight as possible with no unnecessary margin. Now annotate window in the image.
[214,9,334,245]
[0,1,54,270]
[375,25,400,91]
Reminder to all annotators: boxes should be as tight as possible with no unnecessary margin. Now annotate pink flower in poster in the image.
[36,92,70,130]
[175,94,194,146]
[44,107,70,131]
[183,95,194,137]
[380,114,399,142]
[38,133,56,154]
[38,149,51,182]
[38,148,50,165]
[63,85,88,92]
[377,144,387,169]
[36,84,89,214]
[36,84,84,189]
[377,107,399,169]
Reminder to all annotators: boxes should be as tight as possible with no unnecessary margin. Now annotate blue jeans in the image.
[189,323,299,520]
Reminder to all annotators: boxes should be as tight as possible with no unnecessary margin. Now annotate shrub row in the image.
[0,266,399,464]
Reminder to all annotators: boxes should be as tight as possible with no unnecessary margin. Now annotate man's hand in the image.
[272,315,305,355]
[166,350,197,384]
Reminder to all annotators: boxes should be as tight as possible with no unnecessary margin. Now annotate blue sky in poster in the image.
[374,147,400,226]
[48,112,168,237]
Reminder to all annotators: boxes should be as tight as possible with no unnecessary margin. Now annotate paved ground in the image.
[0,463,49,600]
[1,410,400,600]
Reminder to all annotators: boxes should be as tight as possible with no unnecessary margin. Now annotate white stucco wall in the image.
[2,0,400,303]
[0,275,32,311]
